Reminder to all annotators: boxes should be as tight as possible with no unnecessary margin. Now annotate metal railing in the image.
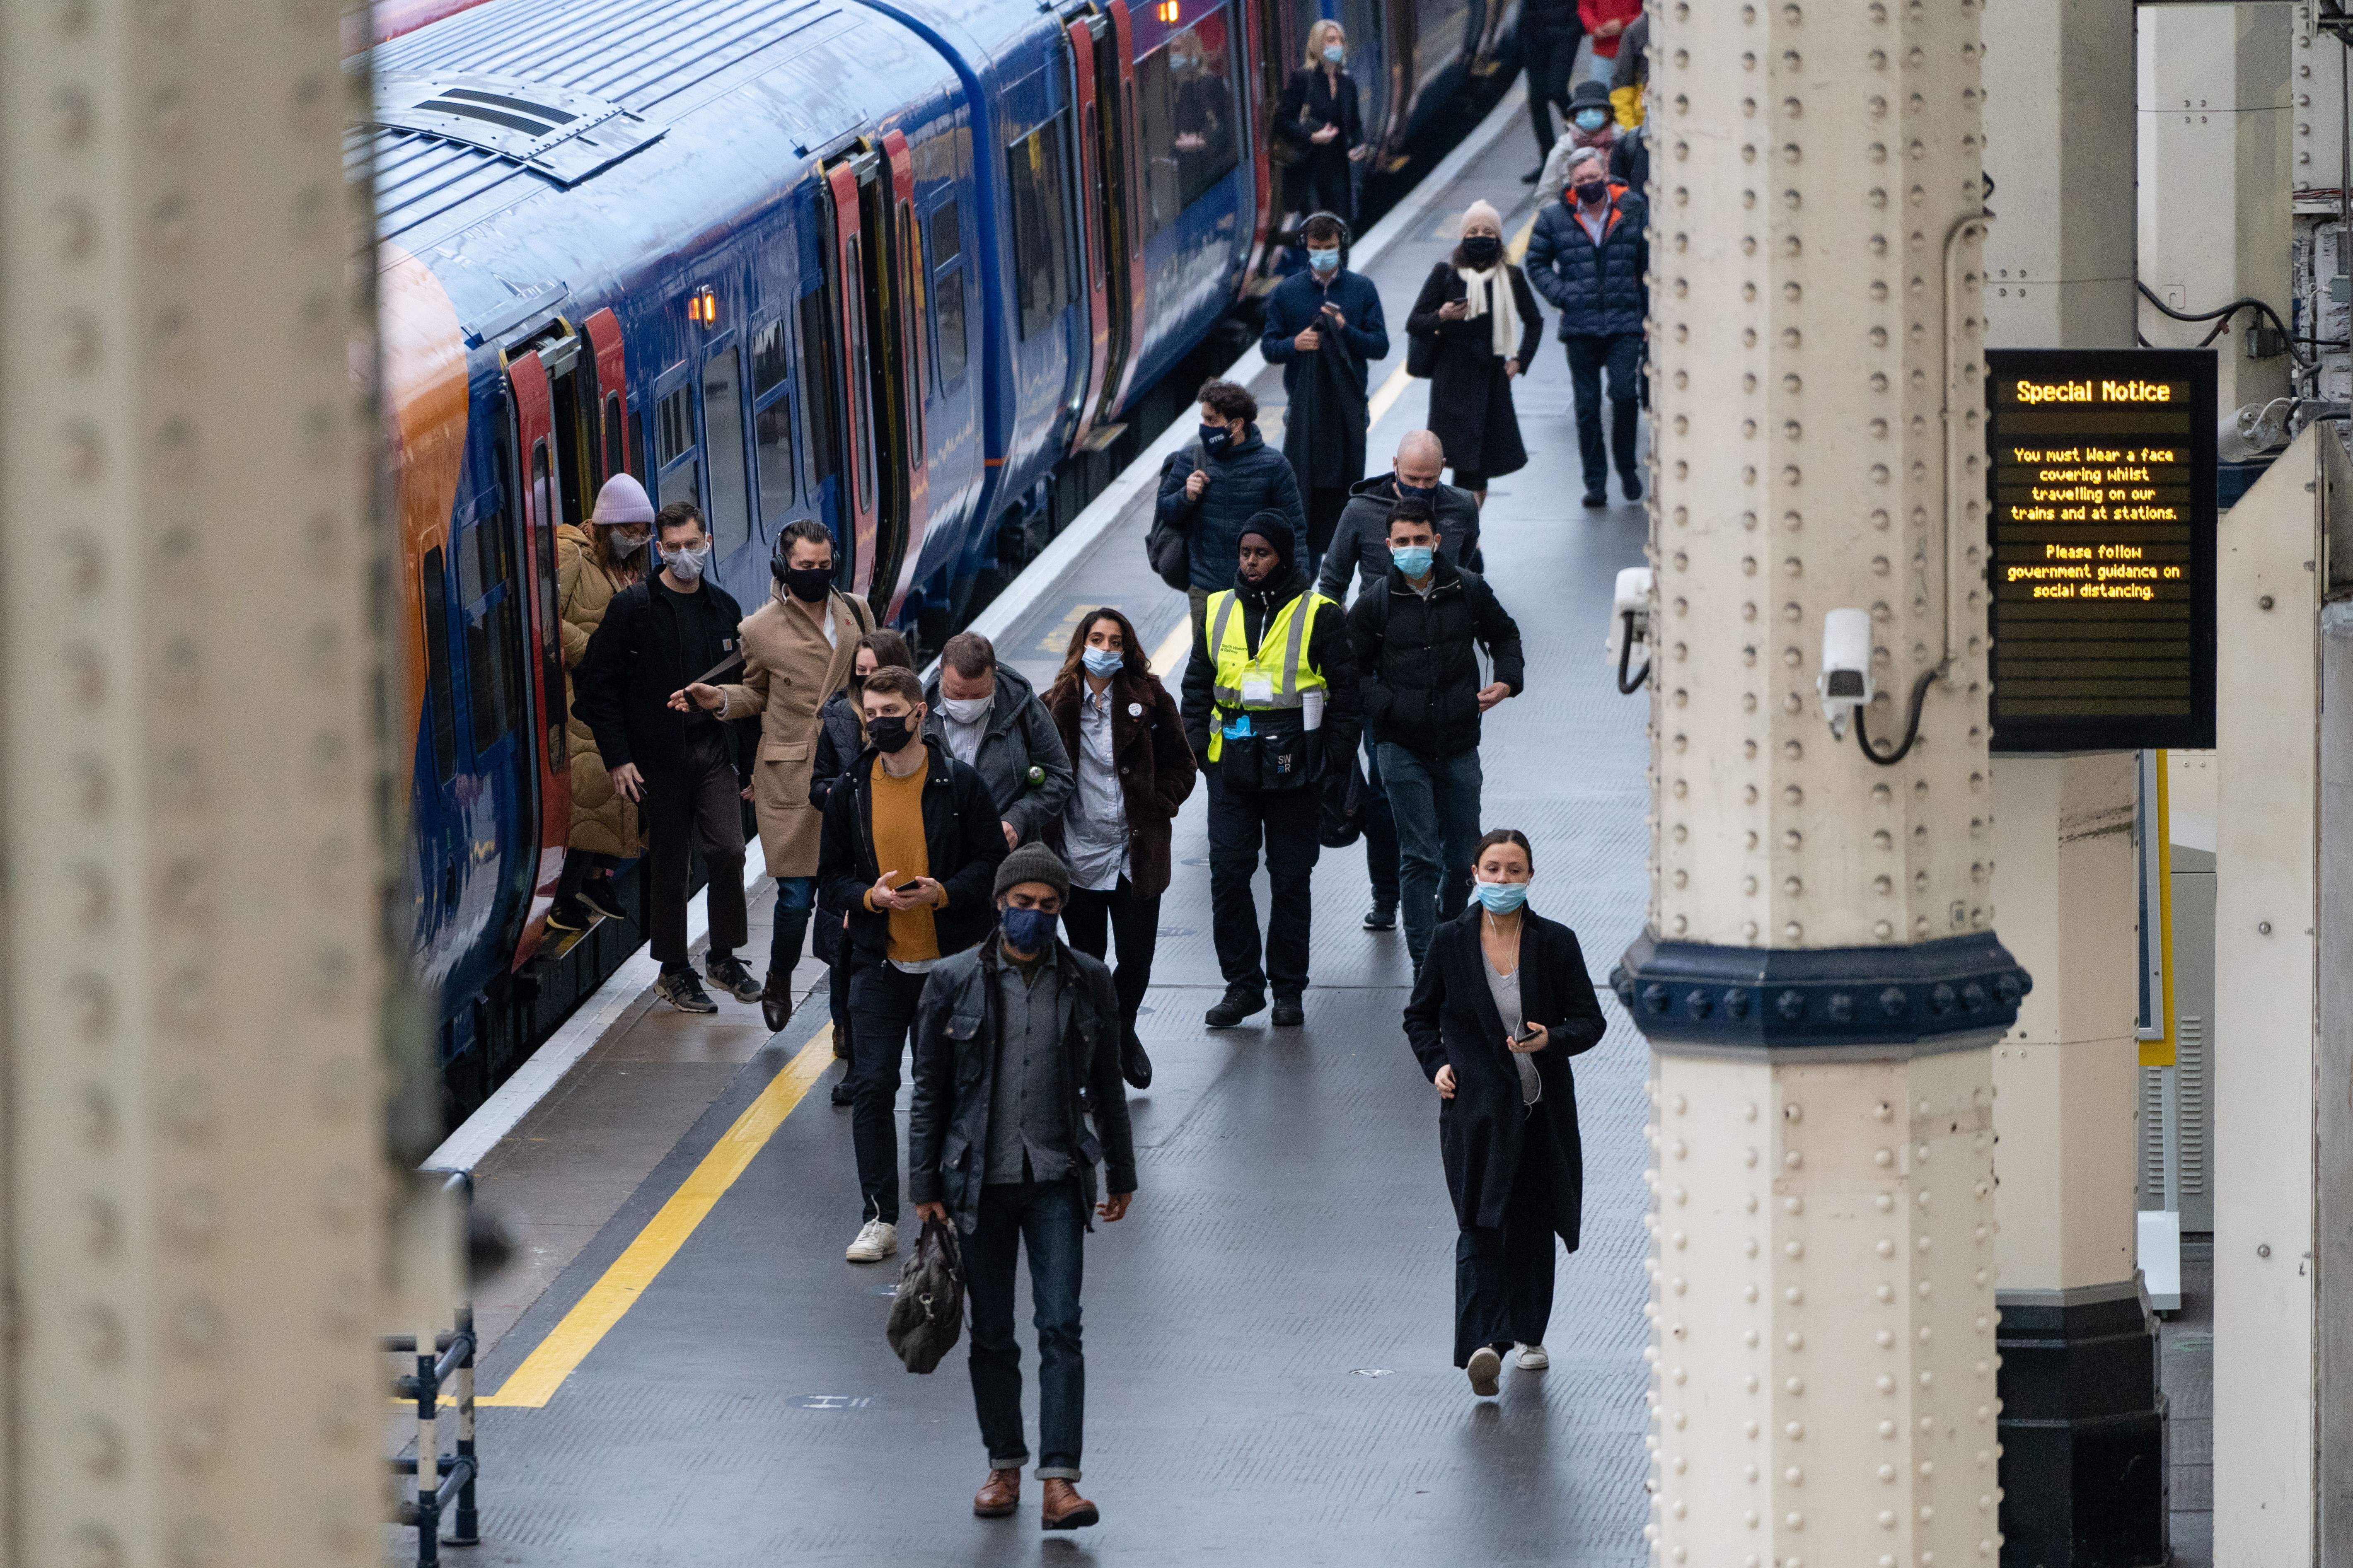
[386,1171,481,1564]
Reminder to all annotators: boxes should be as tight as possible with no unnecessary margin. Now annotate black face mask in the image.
[1574,180,1608,207]
[1200,422,1235,457]
[783,564,832,604]
[1395,480,1436,500]
[866,713,915,754]
[1461,235,1501,267]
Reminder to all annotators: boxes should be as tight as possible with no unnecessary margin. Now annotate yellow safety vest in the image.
[1203,587,1332,763]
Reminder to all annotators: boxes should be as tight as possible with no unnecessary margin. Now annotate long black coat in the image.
[1406,261,1544,480]
[1404,909,1607,1241]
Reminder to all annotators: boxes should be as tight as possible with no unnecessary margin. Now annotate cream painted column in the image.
[0,0,386,1564]
[2136,3,2294,414]
[1623,1,2024,1565]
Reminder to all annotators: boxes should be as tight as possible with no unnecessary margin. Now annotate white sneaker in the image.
[1466,1346,1502,1397]
[1515,1343,1550,1370]
[845,1219,898,1263]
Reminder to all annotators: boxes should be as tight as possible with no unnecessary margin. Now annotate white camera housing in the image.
[1818,607,1875,737]
[1606,566,1654,670]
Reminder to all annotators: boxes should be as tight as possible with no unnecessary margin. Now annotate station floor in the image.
[441,102,1657,1566]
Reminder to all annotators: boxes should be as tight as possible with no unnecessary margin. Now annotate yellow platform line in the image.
[1508,213,1536,265]
[479,1024,835,1408]
[1366,362,1413,431]
[1149,618,1191,677]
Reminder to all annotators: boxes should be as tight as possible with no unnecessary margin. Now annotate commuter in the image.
[673,520,875,1032]
[815,665,1008,1262]
[1405,203,1544,507]
[1518,0,1585,182]
[1609,12,1649,128]
[922,632,1074,850]
[1156,378,1307,622]
[1525,146,1649,508]
[810,628,916,1104]
[1261,212,1389,566]
[1349,495,1524,973]
[1274,18,1367,227]
[1317,430,1484,605]
[1579,0,1642,80]
[1609,89,1650,196]
[1533,79,1623,210]
[1402,829,1606,1396]
[1041,608,1198,1090]
[1181,513,1360,1029]
[548,472,652,934]
[573,502,757,1015]
[908,843,1136,1532]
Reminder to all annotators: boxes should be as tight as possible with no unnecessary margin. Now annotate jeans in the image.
[1454,1111,1560,1366]
[1374,742,1483,966]
[847,960,929,1224]
[965,1177,1088,1479]
[1362,740,1400,913]
[1062,878,1158,1036]
[1564,332,1643,496]
[644,728,749,968]
[767,876,814,984]
[1205,768,1323,998]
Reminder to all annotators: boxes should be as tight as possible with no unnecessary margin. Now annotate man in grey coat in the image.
[1316,430,1483,608]
[923,632,1076,849]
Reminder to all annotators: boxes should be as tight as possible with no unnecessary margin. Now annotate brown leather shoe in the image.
[831,1022,851,1060]
[1040,1478,1099,1531]
[760,976,790,1034]
[973,1468,1020,1518]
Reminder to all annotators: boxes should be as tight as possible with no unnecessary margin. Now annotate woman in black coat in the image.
[1403,828,1608,1396]
[1274,18,1368,225]
[1405,201,1544,505]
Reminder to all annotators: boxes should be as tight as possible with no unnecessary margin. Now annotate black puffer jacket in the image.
[1348,555,1526,759]
[806,689,866,812]
[1154,424,1308,592]
[1525,184,1649,338]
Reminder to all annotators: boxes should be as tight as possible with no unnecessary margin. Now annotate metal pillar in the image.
[1623,2,2029,1565]
[0,0,386,1561]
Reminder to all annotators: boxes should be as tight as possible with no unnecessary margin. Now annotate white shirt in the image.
[1063,683,1131,892]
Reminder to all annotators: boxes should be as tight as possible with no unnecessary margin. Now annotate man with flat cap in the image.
[1180,511,1361,1029]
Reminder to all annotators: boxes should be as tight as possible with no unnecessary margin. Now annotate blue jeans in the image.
[964,1177,1088,1479]
[1375,742,1483,965]
[1362,740,1400,911]
[767,875,814,981]
[1564,332,1643,495]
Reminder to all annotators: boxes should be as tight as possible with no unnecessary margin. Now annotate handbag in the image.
[1405,268,1465,379]
[1144,439,1204,591]
[885,1216,966,1374]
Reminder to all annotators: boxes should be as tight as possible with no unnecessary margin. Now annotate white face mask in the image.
[941,692,992,725]
[661,541,709,581]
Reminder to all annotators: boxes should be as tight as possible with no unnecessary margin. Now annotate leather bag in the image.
[885,1217,965,1374]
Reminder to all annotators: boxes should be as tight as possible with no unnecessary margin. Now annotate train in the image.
[372,0,1525,1120]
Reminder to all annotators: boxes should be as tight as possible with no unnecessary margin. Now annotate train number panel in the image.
[1985,348,2218,753]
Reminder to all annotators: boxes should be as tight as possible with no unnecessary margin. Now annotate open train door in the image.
[817,162,884,599]
[1063,12,1115,450]
[583,306,631,481]
[504,348,573,968]
[1079,1,1150,437]
[875,130,931,614]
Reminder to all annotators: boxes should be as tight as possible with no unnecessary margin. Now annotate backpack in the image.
[1144,439,1204,592]
[885,1217,965,1374]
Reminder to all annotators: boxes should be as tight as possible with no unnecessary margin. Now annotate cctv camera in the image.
[1818,607,1874,737]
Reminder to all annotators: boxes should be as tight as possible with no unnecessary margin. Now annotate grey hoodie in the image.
[921,662,1075,845]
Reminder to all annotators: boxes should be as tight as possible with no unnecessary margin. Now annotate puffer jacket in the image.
[555,524,641,858]
[907,935,1138,1239]
[1316,474,1485,606]
[920,663,1075,845]
[1153,423,1308,592]
[1348,553,1526,760]
[1525,183,1649,338]
[807,688,867,814]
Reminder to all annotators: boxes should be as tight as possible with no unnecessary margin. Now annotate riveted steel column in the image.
[1628,2,2027,1566]
[0,0,385,1562]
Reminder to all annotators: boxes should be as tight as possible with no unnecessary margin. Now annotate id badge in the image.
[1240,674,1275,705]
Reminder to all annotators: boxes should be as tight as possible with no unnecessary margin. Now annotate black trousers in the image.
[1523,28,1577,159]
[1565,332,1643,495]
[1454,1110,1560,1366]
[1205,768,1322,999]
[1062,877,1159,1036]
[1291,149,1354,227]
[1305,485,1352,567]
[847,960,929,1224]
[643,728,748,968]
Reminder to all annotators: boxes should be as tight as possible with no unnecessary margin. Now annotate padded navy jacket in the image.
[1524,184,1649,338]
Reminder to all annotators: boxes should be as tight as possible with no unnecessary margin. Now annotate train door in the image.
[1066,3,1148,442]
[502,345,574,968]
[584,306,632,480]
[816,162,883,599]
[1062,12,1113,447]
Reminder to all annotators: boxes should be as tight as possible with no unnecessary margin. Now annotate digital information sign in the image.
[1985,348,2217,752]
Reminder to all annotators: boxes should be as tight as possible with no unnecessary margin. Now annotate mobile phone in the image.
[1514,1022,1543,1044]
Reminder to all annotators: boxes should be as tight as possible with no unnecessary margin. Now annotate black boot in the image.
[1204,986,1265,1029]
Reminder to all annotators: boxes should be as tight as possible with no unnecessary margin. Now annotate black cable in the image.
[1854,667,1940,767]
[1615,609,1649,695]
[2136,281,2312,367]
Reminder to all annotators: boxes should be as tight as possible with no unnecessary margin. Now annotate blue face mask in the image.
[1322,43,1345,64]
[1001,905,1057,954]
[1082,645,1124,677]
[1200,422,1234,456]
[1307,247,1340,275]
[1574,108,1610,133]
[1395,480,1436,501]
[1473,879,1530,914]
[1390,544,1434,578]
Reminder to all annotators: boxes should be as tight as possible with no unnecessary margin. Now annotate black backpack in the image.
[885,1217,965,1374]
[1144,439,1204,592]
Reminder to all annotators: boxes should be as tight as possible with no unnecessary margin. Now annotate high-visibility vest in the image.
[1203,586,1332,763]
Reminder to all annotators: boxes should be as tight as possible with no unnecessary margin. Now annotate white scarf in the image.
[1454,263,1519,360]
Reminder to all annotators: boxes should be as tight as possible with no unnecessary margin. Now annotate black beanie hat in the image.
[1238,510,1296,571]
[993,841,1071,904]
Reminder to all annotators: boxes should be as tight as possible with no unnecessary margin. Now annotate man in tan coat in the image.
[678,519,873,1029]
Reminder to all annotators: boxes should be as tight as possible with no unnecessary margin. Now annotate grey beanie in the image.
[591,472,655,526]
[992,842,1071,904]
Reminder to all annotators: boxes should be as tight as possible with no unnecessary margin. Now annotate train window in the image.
[421,547,457,783]
[755,395,795,519]
[603,392,625,477]
[752,317,789,399]
[702,345,753,558]
[935,268,969,384]
[1137,6,1242,237]
[1006,117,1075,340]
[655,383,694,469]
[531,440,567,770]
[467,587,520,754]
[929,199,961,271]
[797,288,840,495]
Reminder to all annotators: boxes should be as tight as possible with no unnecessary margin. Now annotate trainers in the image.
[576,877,627,923]
[1203,987,1265,1029]
[845,1219,897,1263]
[655,968,718,1014]
[1271,995,1305,1028]
[1516,1343,1550,1370]
[1467,1346,1502,1397]
[706,952,763,1003]
[1362,905,1397,931]
[544,899,588,934]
